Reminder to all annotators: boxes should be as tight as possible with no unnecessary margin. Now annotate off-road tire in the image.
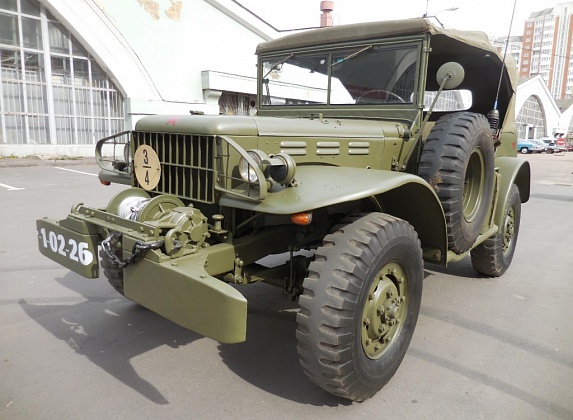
[471,184,521,276]
[418,112,495,254]
[296,213,423,401]
[99,248,125,296]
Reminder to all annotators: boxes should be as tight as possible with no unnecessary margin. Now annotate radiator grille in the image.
[133,132,216,203]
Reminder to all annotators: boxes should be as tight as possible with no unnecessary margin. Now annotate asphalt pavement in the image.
[1,153,572,419]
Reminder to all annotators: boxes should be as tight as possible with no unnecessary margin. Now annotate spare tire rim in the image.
[463,147,486,222]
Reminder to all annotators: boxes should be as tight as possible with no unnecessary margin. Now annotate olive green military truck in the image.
[37,19,530,401]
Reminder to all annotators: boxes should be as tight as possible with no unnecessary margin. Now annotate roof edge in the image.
[204,0,278,41]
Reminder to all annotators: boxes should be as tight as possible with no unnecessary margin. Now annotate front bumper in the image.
[37,217,100,278]
[124,249,247,343]
[36,208,247,344]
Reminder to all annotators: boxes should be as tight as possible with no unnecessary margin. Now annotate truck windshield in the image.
[260,43,419,107]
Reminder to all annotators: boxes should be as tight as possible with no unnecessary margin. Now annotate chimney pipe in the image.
[320,1,334,27]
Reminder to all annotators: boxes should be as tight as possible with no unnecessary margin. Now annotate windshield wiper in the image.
[262,54,294,105]
[263,53,294,80]
[331,45,373,67]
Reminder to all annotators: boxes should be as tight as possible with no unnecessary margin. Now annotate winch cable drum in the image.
[116,196,151,220]
[106,189,185,223]
[107,188,151,220]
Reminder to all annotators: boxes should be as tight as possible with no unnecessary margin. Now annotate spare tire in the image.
[418,112,495,254]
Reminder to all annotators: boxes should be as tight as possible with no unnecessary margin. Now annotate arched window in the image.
[0,0,124,145]
[516,95,545,139]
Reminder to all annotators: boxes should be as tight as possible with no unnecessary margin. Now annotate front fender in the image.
[220,166,448,263]
[495,157,531,227]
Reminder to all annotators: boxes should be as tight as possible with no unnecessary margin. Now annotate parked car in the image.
[517,139,544,154]
[530,139,549,153]
[539,138,557,153]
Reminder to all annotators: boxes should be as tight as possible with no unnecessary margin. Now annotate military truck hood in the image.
[134,114,385,138]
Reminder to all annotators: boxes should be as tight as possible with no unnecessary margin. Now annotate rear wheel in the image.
[296,213,423,401]
[418,112,495,253]
[520,147,529,154]
[471,184,521,276]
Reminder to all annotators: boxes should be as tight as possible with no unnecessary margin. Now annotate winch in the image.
[106,188,210,256]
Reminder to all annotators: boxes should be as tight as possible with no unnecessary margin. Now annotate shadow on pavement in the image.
[22,257,505,407]
[424,256,485,279]
[18,271,202,405]
[218,283,351,407]
[19,271,351,406]
[409,347,573,419]
[421,305,573,370]
[218,306,350,407]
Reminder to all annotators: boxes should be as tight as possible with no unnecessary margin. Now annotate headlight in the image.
[239,150,269,183]
[267,153,296,185]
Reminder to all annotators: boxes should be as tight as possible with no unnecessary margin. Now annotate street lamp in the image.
[422,1,459,28]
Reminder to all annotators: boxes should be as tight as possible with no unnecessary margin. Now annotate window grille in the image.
[516,95,545,139]
[0,0,124,146]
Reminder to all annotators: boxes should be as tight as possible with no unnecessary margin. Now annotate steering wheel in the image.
[356,90,405,104]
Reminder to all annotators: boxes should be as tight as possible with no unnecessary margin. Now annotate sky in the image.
[238,0,569,39]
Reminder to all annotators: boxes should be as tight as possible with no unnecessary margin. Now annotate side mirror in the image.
[436,62,465,89]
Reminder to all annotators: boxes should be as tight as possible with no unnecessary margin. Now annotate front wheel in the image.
[99,248,125,296]
[296,213,423,401]
[471,184,521,276]
[520,147,529,154]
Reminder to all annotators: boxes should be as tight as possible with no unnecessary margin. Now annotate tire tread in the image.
[418,112,495,253]
[296,213,423,401]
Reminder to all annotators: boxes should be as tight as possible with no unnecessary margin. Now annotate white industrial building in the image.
[0,0,277,156]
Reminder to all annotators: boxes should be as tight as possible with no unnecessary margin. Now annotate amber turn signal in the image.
[291,212,312,225]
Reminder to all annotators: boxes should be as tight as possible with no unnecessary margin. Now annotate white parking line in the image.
[55,167,98,177]
[0,182,25,191]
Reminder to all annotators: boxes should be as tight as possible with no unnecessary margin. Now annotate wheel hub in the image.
[361,262,407,359]
[502,206,515,254]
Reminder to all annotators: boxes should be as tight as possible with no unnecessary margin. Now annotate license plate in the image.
[36,218,100,278]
